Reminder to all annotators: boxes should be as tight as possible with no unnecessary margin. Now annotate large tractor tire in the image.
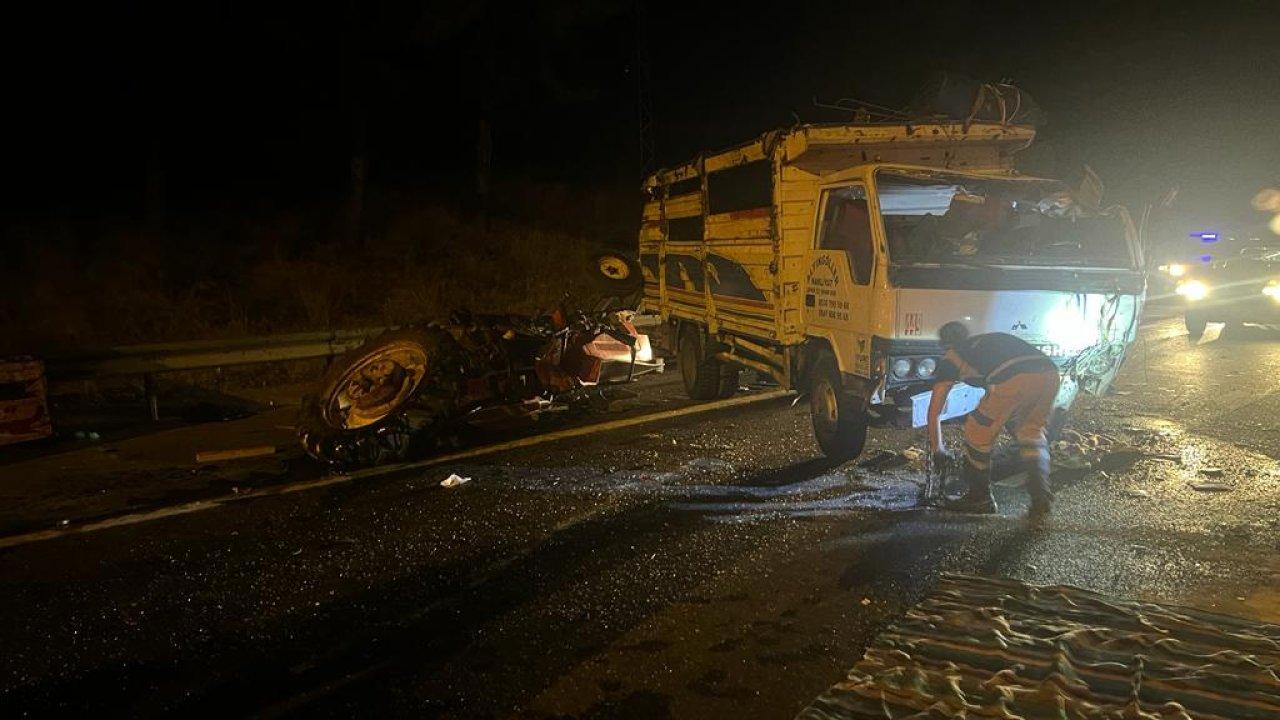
[677,326,739,401]
[809,352,868,461]
[298,328,453,467]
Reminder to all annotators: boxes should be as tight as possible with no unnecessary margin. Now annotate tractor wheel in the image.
[589,252,644,295]
[297,328,452,467]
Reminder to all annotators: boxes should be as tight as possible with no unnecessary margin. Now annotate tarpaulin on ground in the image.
[798,574,1280,719]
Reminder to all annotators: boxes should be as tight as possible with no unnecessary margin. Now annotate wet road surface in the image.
[3,317,1280,717]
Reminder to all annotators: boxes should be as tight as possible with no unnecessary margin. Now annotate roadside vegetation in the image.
[0,182,636,356]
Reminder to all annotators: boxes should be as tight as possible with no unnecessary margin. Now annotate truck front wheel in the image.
[809,354,868,461]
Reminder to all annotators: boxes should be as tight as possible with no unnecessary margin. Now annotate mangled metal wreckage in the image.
[296,272,659,466]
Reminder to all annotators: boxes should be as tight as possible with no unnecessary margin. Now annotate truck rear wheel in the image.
[809,354,868,461]
[678,327,738,401]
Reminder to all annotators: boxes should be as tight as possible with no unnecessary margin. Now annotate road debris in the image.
[1053,428,1169,473]
[1199,467,1225,477]
[1051,429,1115,469]
[1124,488,1150,498]
[440,473,471,488]
[195,445,276,463]
[858,450,909,472]
[994,472,1026,488]
[1191,482,1232,492]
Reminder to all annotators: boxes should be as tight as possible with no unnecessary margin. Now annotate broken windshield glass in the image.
[876,170,1134,268]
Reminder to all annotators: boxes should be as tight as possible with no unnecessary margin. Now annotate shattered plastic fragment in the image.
[440,473,471,488]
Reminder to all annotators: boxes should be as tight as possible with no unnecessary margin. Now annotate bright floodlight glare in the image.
[1263,283,1280,300]
[1176,280,1209,301]
[1043,303,1097,354]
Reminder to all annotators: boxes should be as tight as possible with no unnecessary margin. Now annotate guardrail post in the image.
[144,373,159,421]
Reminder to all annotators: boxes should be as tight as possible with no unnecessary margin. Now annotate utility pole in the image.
[635,0,654,180]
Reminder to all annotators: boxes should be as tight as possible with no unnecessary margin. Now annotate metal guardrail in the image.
[39,314,665,421]
[45,327,392,381]
[45,327,393,420]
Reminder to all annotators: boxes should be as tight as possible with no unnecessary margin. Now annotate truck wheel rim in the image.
[818,383,839,425]
[324,342,429,430]
[598,255,632,281]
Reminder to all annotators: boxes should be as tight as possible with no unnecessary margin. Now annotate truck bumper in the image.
[874,382,984,429]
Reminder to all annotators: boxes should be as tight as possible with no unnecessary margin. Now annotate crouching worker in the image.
[927,321,1060,515]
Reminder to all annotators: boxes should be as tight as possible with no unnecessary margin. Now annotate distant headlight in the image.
[891,358,912,379]
[916,357,937,378]
[1167,263,1188,277]
[1264,282,1280,301]
[1176,279,1209,301]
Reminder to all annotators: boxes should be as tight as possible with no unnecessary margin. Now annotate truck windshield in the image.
[877,171,1134,268]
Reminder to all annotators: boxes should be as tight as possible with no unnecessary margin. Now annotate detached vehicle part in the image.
[297,256,662,467]
[298,328,457,466]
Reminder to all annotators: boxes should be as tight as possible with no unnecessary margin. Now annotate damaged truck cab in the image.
[639,122,1144,458]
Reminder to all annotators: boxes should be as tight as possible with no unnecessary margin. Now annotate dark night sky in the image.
[6,1,1280,238]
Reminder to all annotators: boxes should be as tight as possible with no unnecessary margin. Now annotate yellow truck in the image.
[638,122,1144,459]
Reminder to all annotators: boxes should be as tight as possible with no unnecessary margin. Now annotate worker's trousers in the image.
[961,369,1060,502]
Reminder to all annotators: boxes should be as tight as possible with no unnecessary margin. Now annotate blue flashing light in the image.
[1192,232,1219,243]
[1199,254,1213,263]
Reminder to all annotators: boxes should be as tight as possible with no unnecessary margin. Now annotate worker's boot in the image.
[947,464,997,514]
[1026,453,1054,517]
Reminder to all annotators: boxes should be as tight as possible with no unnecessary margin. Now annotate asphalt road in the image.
[4,317,1280,718]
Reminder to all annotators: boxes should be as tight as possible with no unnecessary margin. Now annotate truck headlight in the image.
[1176,279,1209,301]
[916,357,937,378]
[891,358,912,379]
[1263,282,1280,301]
[1167,263,1188,277]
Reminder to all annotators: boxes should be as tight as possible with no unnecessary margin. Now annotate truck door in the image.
[805,183,877,377]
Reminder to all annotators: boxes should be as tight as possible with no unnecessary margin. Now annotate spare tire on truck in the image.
[298,328,453,467]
